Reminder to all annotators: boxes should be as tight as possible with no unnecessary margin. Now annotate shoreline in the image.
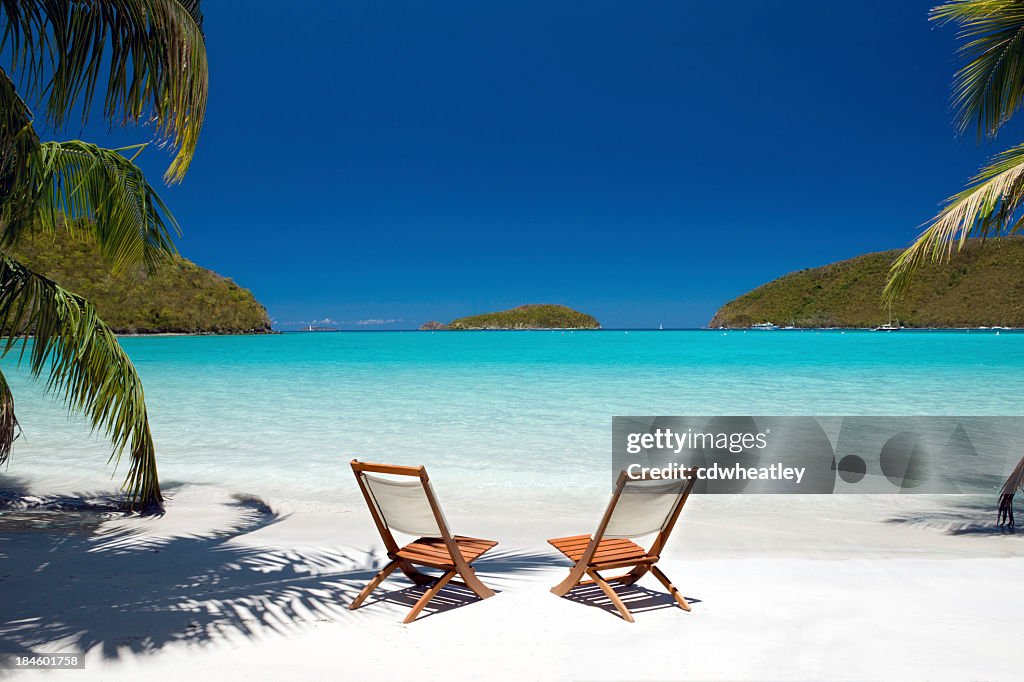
[114,329,280,338]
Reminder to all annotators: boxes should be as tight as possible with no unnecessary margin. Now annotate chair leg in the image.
[397,561,435,586]
[349,559,400,610]
[403,569,456,624]
[587,569,635,623]
[457,565,496,600]
[551,562,589,597]
[650,565,690,612]
[617,564,649,586]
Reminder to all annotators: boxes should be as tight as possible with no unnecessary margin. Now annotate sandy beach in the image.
[2,479,1021,682]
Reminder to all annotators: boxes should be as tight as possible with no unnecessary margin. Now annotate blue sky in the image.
[39,0,1024,329]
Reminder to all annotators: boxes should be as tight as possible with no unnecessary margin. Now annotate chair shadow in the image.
[354,548,566,622]
[362,580,490,621]
[562,581,701,621]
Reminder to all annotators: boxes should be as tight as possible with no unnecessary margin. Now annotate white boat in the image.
[873,303,900,331]
[751,322,779,330]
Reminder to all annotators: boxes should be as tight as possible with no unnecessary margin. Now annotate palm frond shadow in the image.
[884,498,1021,536]
[0,479,564,661]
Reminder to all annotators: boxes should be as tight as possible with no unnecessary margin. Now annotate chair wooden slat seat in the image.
[349,460,498,623]
[396,536,498,567]
[548,469,698,622]
[548,535,649,566]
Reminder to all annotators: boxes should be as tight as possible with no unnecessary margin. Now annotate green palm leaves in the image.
[0,255,158,508]
[0,1,209,510]
[1,0,207,183]
[936,0,1024,140]
[887,1,1024,299]
[31,141,180,271]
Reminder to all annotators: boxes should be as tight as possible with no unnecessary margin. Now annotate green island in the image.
[421,304,601,330]
[710,237,1024,328]
[12,227,272,335]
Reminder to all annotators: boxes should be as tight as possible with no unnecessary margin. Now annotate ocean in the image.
[4,330,1024,509]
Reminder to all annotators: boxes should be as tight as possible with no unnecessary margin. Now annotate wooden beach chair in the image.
[548,469,697,622]
[349,460,498,623]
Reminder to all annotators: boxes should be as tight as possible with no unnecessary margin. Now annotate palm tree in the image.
[885,1,1024,525]
[0,1,208,510]
[886,1,1024,298]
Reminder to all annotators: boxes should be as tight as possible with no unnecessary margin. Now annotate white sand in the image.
[1,482,1022,681]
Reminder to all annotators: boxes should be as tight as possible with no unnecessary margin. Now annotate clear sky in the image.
[50,0,1024,329]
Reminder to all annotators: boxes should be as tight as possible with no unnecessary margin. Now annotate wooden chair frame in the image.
[548,469,697,622]
[349,460,497,623]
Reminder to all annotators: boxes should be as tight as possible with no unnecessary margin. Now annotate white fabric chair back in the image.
[362,473,445,537]
[602,479,688,539]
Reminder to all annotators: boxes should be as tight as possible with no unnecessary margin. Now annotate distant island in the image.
[710,237,1024,328]
[420,304,600,330]
[14,226,272,335]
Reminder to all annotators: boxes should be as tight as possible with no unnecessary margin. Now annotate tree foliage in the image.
[888,1,1024,299]
[0,1,210,509]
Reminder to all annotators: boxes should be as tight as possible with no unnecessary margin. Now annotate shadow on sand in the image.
[562,582,699,621]
[884,497,1019,536]
[356,549,564,621]
[0,476,560,665]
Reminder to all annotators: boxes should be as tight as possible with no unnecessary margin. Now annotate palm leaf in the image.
[1,0,208,183]
[1,136,179,274]
[0,252,160,509]
[0,367,20,465]
[933,0,1024,139]
[34,140,180,272]
[0,66,41,235]
[1000,453,1024,496]
[885,142,1024,299]
[998,453,1024,525]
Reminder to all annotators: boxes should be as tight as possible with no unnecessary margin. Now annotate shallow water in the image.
[4,330,1024,506]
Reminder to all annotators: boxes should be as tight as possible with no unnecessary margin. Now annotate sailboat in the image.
[873,302,900,331]
[659,323,664,330]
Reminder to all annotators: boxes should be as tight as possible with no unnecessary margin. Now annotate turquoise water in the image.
[3,330,1024,505]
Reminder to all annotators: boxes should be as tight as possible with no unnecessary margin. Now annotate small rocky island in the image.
[420,304,600,330]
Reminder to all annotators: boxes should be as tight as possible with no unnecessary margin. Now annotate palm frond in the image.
[35,141,179,272]
[998,453,1024,525]
[0,66,42,235]
[932,0,1024,139]
[0,253,160,509]
[1000,453,1024,496]
[885,142,1024,299]
[1,136,179,274]
[0,368,20,465]
[2,66,179,271]
[1,0,208,183]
